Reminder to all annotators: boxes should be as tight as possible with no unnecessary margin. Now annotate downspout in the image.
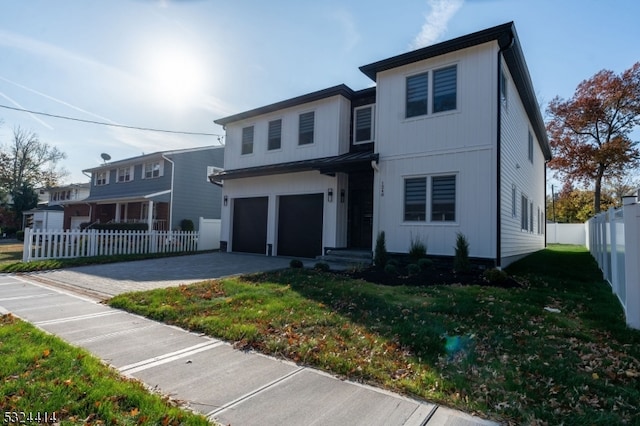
[162,154,175,231]
[496,32,515,268]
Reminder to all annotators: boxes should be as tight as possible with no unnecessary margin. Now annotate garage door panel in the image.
[278,194,323,258]
[232,197,268,254]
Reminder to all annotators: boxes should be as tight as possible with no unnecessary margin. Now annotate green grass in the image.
[108,245,640,424]
[0,314,211,425]
[0,242,23,265]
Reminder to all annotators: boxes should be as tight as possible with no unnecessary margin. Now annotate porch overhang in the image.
[209,151,379,186]
[73,190,171,205]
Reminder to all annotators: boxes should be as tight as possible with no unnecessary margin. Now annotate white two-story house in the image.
[212,22,551,267]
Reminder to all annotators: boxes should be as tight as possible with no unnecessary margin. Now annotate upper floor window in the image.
[242,126,254,155]
[528,130,534,163]
[406,72,429,118]
[354,105,374,144]
[299,112,315,145]
[95,171,109,186]
[268,119,282,150]
[143,161,162,179]
[433,65,457,113]
[117,166,133,183]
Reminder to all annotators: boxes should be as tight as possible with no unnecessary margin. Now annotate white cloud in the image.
[331,9,361,53]
[411,0,464,49]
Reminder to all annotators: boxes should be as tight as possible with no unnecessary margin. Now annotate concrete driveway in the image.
[24,252,302,300]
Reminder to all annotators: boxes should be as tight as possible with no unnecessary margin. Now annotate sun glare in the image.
[142,42,207,108]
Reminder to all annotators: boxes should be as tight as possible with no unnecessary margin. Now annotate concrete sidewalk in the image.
[0,273,499,425]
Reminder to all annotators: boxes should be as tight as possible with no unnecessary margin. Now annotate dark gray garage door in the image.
[232,197,268,254]
[277,194,323,258]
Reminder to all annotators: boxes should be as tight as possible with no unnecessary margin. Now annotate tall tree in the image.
[0,126,67,194]
[546,62,640,214]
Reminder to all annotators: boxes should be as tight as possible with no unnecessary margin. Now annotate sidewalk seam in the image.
[120,341,224,374]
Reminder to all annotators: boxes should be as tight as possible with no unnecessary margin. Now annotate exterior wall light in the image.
[223,195,228,206]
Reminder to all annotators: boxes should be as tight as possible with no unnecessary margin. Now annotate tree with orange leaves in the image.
[546,62,640,214]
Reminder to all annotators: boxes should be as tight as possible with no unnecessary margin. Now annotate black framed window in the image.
[354,106,373,143]
[298,112,315,145]
[404,177,426,221]
[528,130,534,163]
[406,72,429,118]
[431,175,456,221]
[268,119,282,150]
[433,65,457,113]
[242,126,254,155]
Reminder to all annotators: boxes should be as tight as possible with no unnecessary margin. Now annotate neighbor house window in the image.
[530,201,534,233]
[404,177,427,221]
[298,112,314,145]
[242,125,254,155]
[406,72,429,118]
[521,195,529,231]
[528,130,534,163]
[431,175,456,221]
[433,65,457,113]
[117,166,132,182]
[95,171,109,186]
[143,161,162,179]
[268,119,282,150]
[354,105,374,143]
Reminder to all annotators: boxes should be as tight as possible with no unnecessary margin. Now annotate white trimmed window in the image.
[117,166,133,183]
[268,119,282,150]
[298,111,315,145]
[521,194,530,231]
[354,105,374,144]
[406,64,457,118]
[433,65,457,113]
[95,170,109,186]
[404,177,427,221]
[143,161,163,179]
[404,174,456,222]
[242,125,254,155]
[406,72,429,118]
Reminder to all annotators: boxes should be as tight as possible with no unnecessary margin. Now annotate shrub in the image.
[418,258,433,270]
[453,233,471,273]
[483,268,508,284]
[289,259,304,269]
[409,234,427,261]
[314,262,330,272]
[373,231,388,269]
[384,263,397,275]
[16,230,24,241]
[407,263,420,276]
[180,219,195,232]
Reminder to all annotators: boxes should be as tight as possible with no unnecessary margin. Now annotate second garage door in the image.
[277,194,324,258]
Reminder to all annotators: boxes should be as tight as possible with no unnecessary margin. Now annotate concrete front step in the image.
[318,249,372,265]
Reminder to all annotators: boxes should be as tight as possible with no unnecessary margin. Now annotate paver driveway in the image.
[24,252,298,300]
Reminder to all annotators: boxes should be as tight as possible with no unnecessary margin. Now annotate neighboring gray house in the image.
[70,146,224,231]
[212,22,550,267]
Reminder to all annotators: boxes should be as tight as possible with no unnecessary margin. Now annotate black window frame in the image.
[432,65,457,113]
[404,177,427,221]
[241,125,254,155]
[528,130,534,163]
[267,119,282,151]
[354,105,374,144]
[406,72,429,118]
[431,175,456,222]
[298,111,315,145]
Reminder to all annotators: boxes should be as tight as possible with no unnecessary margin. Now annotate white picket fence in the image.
[23,228,199,262]
[586,196,640,329]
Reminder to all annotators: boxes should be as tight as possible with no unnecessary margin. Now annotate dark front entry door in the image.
[348,171,374,249]
[232,197,268,254]
[277,194,324,258]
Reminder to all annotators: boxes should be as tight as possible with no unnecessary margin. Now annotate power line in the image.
[0,104,223,137]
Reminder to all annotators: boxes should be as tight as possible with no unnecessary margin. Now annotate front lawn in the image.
[0,314,210,425]
[108,245,640,425]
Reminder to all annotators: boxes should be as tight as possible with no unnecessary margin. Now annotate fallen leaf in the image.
[130,408,139,416]
[42,349,50,357]
[592,373,599,380]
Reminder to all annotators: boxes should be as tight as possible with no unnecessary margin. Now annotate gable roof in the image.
[359,21,550,160]
[214,84,355,127]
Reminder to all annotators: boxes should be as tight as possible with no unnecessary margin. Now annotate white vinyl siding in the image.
[242,126,254,155]
[268,119,282,151]
[298,112,315,145]
[354,105,374,144]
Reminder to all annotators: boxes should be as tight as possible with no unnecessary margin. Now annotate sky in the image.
[1,0,639,185]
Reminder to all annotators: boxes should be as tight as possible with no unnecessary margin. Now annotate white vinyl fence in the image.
[587,196,640,329]
[546,223,587,245]
[23,228,199,262]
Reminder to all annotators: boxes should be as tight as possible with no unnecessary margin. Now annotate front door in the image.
[348,171,374,249]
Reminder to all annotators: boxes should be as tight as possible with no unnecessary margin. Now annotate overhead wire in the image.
[0,103,223,138]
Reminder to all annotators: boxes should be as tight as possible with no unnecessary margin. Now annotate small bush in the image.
[409,234,427,261]
[314,262,330,272]
[180,219,195,232]
[483,268,508,284]
[453,233,471,273]
[387,259,399,267]
[418,258,433,270]
[374,231,388,269]
[407,263,420,276]
[384,263,397,275]
[16,230,24,241]
[289,259,304,269]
